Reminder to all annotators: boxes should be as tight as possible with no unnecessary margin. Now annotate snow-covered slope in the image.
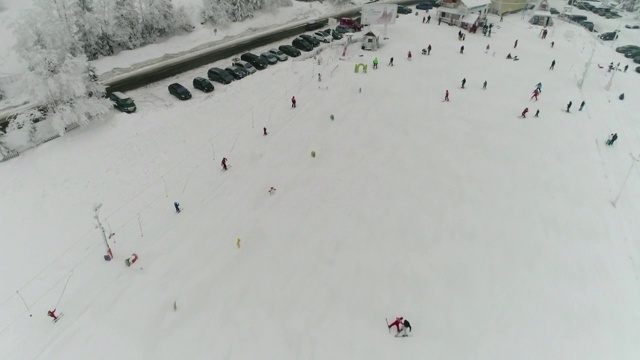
[1,10,640,360]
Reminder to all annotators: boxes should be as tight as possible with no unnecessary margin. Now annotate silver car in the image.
[231,58,257,74]
[313,31,332,43]
[267,48,289,62]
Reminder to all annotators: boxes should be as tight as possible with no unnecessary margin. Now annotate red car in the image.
[340,18,362,31]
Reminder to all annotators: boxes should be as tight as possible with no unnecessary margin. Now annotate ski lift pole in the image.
[54,272,73,309]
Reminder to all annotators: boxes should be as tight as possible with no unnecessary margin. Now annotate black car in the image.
[323,28,343,40]
[624,49,640,58]
[636,66,640,74]
[168,83,191,100]
[279,45,301,57]
[550,7,560,14]
[305,20,326,31]
[625,24,640,29]
[207,67,234,84]
[240,53,268,70]
[260,52,278,65]
[616,45,640,53]
[193,77,214,93]
[299,34,320,47]
[568,15,587,22]
[580,21,595,32]
[292,38,314,52]
[599,31,618,41]
[416,2,432,10]
[335,25,354,34]
[398,5,412,14]
[224,67,246,80]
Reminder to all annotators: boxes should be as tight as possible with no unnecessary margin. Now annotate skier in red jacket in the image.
[47,309,58,320]
[221,157,228,171]
[521,107,529,118]
[530,88,539,101]
[388,317,404,332]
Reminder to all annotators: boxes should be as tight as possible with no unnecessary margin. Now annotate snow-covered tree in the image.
[202,0,232,25]
[228,0,254,21]
[11,0,111,137]
[140,0,191,41]
[74,0,105,59]
[113,0,142,49]
[262,0,292,13]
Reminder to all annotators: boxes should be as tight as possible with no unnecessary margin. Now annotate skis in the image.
[385,318,390,333]
[52,313,64,323]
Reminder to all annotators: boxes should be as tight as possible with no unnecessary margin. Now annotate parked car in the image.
[313,31,332,43]
[599,31,618,41]
[278,45,301,57]
[232,58,257,74]
[416,2,433,10]
[109,91,136,113]
[207,67,234,84]
[335,25,354,34]
[550,7,560,14]
[240,53,268,70]
[300,34,320,47]
[168,83,191,100]
[260,52,278,65]
[624,49,640,58]
[579,21,595,32]
[192,77,214,93]
[268,48,289,61]
[398,5,412,14]
[339,18,362,31]
[224,67,246,80]
[633,56,640,64]
[305,20,326,31]
[636,66,640,74]
[625,24,640,29]
[324,28,343,39]
[568,15,587,22]
[292,37,314,52]
[616,45,640,53]
[232,65,250,77]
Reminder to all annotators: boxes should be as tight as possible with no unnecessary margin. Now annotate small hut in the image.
[362,31,379,51]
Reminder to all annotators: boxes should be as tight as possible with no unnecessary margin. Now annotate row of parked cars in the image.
[575,2,621,18]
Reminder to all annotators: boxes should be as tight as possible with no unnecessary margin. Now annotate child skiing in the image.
[534,109,540,117]
[398,319,412,337]
[291,96,296,108]
[550,60,555,70]
[460,45,464,54]
[483,80,487,90]
[444,90,450,101]
[579,101,585,111]
[521,107,529,118]
[461,78,466,89]
[174,202,181,213]
[566,101,572,113]
[388,317,404,332]
[221,157,228,171]
[47,309,58,321]
[531,88,539,101]
[407,51,412,60]
[388,57,394,66]
[373,57,378,69]
[263,127,268,136]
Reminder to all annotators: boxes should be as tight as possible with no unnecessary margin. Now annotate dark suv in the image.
[193,77,214,92]
[292,37,314,52]
[207,67,234,84]
[240,53,268,70]
[109,91,136,113]
[168,83,192,100]
[299,34,320,47]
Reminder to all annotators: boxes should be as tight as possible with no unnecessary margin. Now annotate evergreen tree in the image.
[229,0,254,21]
[113,0,142,49]
[74,0,104,59]
[202,0,232,25]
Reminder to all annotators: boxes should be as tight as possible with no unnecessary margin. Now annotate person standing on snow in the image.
[521,107,529,118]
[485,44,490,53]
[624,64,629,72]
[535,82,542,93]
[579,101,585,111]
[291,96,296,108]
[460,45,464,54]
[427,15,431,23]
[514,39,518,48]
[550,60,555,70]
[388,57,394,66]
[610,133,618,145]
[461,78,466,89]
[531,88,540,101]
[174,202,181,213]
[263,127,268,136]
[444,90,450,101]
[221,157,228,171]
[388,317,404,332]
[373,57,379,69]
[427,44,432,55]
[534,109,540,117]
[407,51,412,60]
[398,319,412,336]
[566,101,572,113]
[483,80,487,90]
[47,309,58,321]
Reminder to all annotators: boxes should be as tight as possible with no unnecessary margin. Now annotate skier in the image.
[407,51,412,60]
[483,80,487,90]
[398,319,412,337]
[461,78,466,89]
[550,60,555,70]
[427,15,431,23]
[221,157,228,171]
[551,41,555,48]
[291,96,296,108]
[579,101,585,111]
[606,133,614,145]
[521,107,529,118]
[531,88,539,101]
[542,29,548,39]
[263,127,268,136]
[514,39,518,48]
[388,317,404,332]
[566,101,572,112]
[460,45,464,54]
[624,64,629,72]
[174,202,181,213]
[506,53,513,59]
[438,18,442,25]
[125,253,139,267]
[269,187,277,195]
[535,82,542,93]
[485,44,490,53]
[534,109,540,117]
[427,44,432,55]
[388,57,394,66]
[47,309,58,321]
[609,133,618,145]
[373,57,378,69]
[423,16,425,23]
[444,90,450,101]
[318,73,322,82]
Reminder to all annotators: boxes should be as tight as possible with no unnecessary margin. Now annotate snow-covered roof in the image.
[533,10,552,16]
[461,13,479,23]
[437,7,466,15]
[460,0,491,10]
